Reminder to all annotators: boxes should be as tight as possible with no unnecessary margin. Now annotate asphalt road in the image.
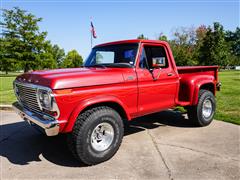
[0,110,239,180]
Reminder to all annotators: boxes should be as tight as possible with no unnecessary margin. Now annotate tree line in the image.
[0,7,83,74]
[0,7,239,74]
[138,23,239,67]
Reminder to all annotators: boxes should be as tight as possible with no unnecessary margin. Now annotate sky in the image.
[1,0,239,59]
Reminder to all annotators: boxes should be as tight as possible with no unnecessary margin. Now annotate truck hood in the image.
[16,68,126,89]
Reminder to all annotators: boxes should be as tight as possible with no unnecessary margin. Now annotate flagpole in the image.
[90,17,93,48]
[91,30,92,48]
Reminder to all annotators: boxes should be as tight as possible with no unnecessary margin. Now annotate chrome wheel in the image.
[202,98,213,119]
[91,122,114,151]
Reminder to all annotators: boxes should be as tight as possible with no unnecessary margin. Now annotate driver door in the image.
[136,43,178,116]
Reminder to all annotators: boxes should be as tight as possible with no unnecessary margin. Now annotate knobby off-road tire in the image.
[187,89,216,127]
[67,106,124,165]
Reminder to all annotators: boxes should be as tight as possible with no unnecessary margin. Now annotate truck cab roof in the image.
[95,39,169,48]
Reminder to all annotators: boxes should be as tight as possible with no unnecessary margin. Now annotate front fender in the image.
[62,95,131,133]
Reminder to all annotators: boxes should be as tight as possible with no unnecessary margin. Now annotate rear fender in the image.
[192,79,215,105]
[63,95,131,133]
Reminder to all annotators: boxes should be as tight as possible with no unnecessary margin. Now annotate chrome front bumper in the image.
[12,102,59,136]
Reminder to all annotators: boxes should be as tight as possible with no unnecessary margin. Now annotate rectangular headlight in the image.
[37,89,53,110]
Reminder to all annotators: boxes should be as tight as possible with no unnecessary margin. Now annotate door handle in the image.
[167,73,173,76]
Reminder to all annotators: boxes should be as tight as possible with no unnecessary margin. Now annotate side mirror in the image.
[152,57,166,68]
[150,57,166,80]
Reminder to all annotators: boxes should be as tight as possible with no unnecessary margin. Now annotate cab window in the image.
[139,45,168,69]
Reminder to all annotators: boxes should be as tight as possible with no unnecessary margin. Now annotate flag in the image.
[91,21,97,39]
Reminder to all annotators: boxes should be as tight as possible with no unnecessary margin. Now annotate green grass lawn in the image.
[215,70,240,125]
[0,73,18,104]
[0,71,239,125]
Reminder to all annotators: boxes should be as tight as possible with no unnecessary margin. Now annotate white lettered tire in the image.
[68,106,124,165]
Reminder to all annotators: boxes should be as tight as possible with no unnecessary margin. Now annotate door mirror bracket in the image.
[150,68,161,81]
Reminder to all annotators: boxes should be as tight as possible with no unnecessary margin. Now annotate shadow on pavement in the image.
[0,122,85,167]
[125,110,197,135]
[0,110,196,167]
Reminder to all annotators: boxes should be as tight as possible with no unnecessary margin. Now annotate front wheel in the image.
[68,106,124,165]
[187,89,216,126]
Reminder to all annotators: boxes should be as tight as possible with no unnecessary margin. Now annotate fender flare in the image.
[63,95,131,132]
[192,79,215,105]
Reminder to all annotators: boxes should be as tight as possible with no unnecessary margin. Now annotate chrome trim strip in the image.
[12,102,60,136]
[14,80,52,91]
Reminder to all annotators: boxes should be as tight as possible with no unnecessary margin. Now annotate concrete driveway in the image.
[0,110,239,180]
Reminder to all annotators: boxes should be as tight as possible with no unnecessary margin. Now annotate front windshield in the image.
[84,43,139,68]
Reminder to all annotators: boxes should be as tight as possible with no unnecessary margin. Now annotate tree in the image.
[196,25,207,42]
[1,39,12,74]
[51,44,65,67]
[0,17,21,74]
[0,38,15,74]
[1,7,50,72]
[194,25,207,63]
[225,27,240,65]
[40,41,57,69]
[62,50,83,68]
[198,22,231,67]
[158,33,168,41]
[137,34,148,40]
[169,27,198,66]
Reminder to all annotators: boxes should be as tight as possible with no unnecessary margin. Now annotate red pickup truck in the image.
[13,39,220,165]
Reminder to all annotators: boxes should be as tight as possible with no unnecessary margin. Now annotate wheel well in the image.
[200,83,215,95]
[80,102,129,121]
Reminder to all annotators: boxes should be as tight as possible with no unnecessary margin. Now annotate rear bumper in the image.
[12,102,59,136]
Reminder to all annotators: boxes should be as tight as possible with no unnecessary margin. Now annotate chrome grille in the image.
[15,83,41,113]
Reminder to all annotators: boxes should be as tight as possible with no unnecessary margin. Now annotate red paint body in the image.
[16,40,219,133]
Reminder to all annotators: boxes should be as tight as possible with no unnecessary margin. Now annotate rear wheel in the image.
[67,106,124,165]
[187,89,216,126]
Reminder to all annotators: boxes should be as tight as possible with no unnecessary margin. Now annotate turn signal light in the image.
[54,89,72,94]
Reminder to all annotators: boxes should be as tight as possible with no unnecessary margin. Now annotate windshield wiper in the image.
[84,64,107,68]
[85,63,132,68]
